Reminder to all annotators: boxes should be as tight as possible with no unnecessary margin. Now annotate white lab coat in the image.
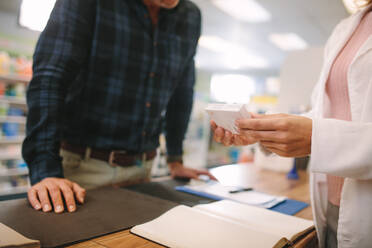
[308,5,372,248]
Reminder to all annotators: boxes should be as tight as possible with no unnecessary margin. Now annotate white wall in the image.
[0,10,39,56]
[277,47,324,113]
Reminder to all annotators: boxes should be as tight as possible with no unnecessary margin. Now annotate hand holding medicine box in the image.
[206,104,251,134]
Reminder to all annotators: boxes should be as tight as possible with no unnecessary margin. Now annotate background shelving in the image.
[0,74,30,84]
[0,167,28,177]
[0,185,29,196]
[0,73,30,197]
[0,96,26,106]
[0,136,25,144]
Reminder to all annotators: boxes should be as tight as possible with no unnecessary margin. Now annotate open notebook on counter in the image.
[0,223,40,248]
[175,180,286,209]
[131,200,314,248]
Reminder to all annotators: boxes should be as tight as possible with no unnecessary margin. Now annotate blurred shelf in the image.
[0,168,28,177]
[0,74,31,84]
[0,136,25,144]
[0,154,22,161]
[0,96,26,105]
[0,116,26,124]
[0,75,29,199]
[0,185,29,196]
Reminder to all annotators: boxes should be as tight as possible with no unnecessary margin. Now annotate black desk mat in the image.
[0,187,177,248]
[125,179,216,207]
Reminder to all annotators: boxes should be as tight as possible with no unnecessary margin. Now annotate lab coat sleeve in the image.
[310,118,372,180]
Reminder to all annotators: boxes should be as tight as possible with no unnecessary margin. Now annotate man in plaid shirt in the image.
[23,0,215,214]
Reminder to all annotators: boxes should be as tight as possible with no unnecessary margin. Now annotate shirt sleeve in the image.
[22,0,95,185]
[165,8,201,158]
[165,59,196,157]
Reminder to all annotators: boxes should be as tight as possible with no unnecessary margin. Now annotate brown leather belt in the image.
[61,142,157,167]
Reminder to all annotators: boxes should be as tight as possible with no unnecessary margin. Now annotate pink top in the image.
[325,10,372,206]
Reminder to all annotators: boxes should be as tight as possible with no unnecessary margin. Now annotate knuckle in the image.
[283,144,291,152]
[62,179,70,184]
[59,185,71,193]
[35,184,46,192]
[48,186,60,195]
[250,121,259,129]
[27,190,35,199]
[43,178,53,183]
[251,132,259,139]
[283,133,290,140]
[278,120,288,129]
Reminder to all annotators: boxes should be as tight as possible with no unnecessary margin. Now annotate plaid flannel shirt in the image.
[22,0,201,185]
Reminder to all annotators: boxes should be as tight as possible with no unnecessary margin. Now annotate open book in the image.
[0,223,40,248]
[131,200,314,248]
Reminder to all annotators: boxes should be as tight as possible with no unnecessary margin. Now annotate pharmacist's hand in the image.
[169,162,217,181]
[28,177,86,213]
[236,113,312,157]
[210,121,258,146]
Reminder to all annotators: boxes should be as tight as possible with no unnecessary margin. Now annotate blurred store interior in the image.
[0,0,350,196]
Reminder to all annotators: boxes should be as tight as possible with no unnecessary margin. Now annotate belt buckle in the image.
[108,150,127,167]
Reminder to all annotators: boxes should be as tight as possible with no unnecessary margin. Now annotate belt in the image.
[61,142,157,167]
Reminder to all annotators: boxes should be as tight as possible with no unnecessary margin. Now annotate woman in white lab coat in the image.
[211,1,372,247]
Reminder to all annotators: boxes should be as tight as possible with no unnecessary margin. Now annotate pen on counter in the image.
[229,187,253,194]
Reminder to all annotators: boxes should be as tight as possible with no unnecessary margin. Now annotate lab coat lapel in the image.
[316,6,370,118]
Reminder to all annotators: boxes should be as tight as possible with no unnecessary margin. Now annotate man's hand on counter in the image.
[28,178,86,213]
[168,162,217,181]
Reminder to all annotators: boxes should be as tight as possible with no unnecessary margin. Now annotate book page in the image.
[0,223,40,248]
[131,205,281,248]
[184,181,280,206]
[194,200,313,240]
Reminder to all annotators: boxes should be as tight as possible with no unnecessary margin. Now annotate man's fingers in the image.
[205,172,217,181]
[37,186,52,212]
[72,183,86,204]
[27,188,41,210]
[45,182,64,213]
[196,170,217,181]
[59,184,76,212]
[185,170,199,180]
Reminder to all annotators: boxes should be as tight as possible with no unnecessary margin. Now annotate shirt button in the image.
[149,72,155,78]
[146,102,151,108]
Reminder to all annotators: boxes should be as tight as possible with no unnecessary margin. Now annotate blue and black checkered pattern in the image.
[22,0,201,185]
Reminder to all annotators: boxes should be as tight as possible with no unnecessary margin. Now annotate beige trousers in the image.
[60,149,154,189]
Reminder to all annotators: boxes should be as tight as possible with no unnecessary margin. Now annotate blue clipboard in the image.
[175,185,308,216]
